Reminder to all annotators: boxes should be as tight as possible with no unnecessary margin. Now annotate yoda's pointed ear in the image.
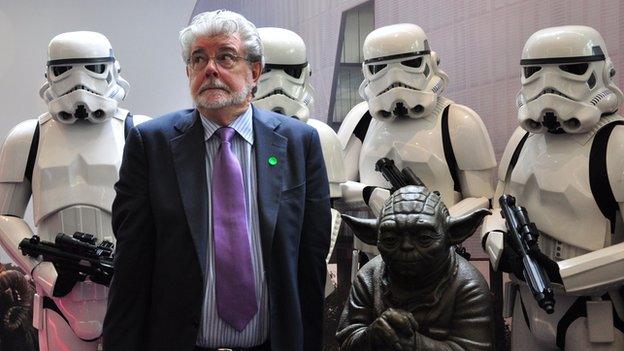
[341,214,378,246]
[447,208,491,245]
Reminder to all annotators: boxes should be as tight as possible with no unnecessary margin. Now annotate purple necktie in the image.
[212,127,257,331]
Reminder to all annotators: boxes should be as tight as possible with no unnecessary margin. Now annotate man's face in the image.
[186,33,261,111]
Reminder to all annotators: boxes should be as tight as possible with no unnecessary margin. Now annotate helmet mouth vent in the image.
[393,102,408,117]
[542,111,565,133]
[75,105,88,120]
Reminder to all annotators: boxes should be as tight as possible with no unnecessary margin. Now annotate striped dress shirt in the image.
[196,106,269,347]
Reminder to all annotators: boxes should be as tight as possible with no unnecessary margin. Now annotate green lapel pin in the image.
[268,155,278,166]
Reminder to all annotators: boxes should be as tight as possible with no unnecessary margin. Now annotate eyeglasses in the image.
[187,51,250,71]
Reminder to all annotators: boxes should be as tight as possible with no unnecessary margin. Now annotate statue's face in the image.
[378,216,449,279]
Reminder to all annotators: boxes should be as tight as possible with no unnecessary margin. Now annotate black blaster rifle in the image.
[375,157,471,260]
[499,194,555,314]
[374,157,425,192]
[19,232,114,297]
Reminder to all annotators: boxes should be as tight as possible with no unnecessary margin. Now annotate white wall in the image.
[0,0,197,262]
[0,0,196,135]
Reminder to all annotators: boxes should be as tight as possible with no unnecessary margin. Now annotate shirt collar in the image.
[199,105,254,145]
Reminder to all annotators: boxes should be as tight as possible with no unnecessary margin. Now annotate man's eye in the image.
[191,55,206,64]
[217,53,236,64]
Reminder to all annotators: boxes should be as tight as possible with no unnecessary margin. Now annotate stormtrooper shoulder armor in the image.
[447,104,496,170]
[497,126,530,182]
[0,118,40,182]
[606,122,624,202]
[131,114,151,126]
[307,119,346,193]
[117,108,151,137]
[119,107,151,127]
[337,101,370,148]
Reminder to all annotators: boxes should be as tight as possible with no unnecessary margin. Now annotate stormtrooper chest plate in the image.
[506,133,609,253]
[359,114,458,205]
[32,117,125,226]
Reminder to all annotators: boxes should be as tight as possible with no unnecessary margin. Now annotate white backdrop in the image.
[0,0,197,262]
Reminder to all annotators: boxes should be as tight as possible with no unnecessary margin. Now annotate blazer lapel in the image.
[253,106,287,275]
[170,110,209,277]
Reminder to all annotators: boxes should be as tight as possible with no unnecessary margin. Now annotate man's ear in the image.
[251,61,262,83]
[341,214,378,246]
[447,208,491,245]
[186,65,190,78]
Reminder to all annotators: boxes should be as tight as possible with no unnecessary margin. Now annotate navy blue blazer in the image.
[103,106,331,351]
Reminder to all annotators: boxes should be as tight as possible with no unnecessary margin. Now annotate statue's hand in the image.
[367,308,419,350]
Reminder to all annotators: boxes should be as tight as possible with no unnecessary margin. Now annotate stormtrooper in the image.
[338,23,496,258]
[254,27,345,296]
[481,26,624,350]
[0,31,149,351]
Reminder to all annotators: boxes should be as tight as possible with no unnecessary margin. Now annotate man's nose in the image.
[203,59,220,77]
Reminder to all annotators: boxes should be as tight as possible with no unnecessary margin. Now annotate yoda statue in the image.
[336,185,493,350]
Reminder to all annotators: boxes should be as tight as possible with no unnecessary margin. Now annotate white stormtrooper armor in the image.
[481,26,624,350]
[338,24,496,256]
[254,27,345,296]
[0,31,149,351]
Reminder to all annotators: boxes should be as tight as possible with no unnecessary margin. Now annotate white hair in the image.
[179,9,264,68]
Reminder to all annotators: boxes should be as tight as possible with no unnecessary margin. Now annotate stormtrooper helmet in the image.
[40,31,130,124]
[254,27,315,122]
[517,26,623,134]
[359,23,449,122]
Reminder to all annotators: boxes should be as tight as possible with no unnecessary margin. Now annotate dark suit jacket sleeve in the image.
[297,128,331,351]
[103,127,156,350]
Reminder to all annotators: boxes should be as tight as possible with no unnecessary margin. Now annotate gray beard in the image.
[193,83,253,110]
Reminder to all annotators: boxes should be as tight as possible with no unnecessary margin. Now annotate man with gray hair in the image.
[103,10,331,351]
